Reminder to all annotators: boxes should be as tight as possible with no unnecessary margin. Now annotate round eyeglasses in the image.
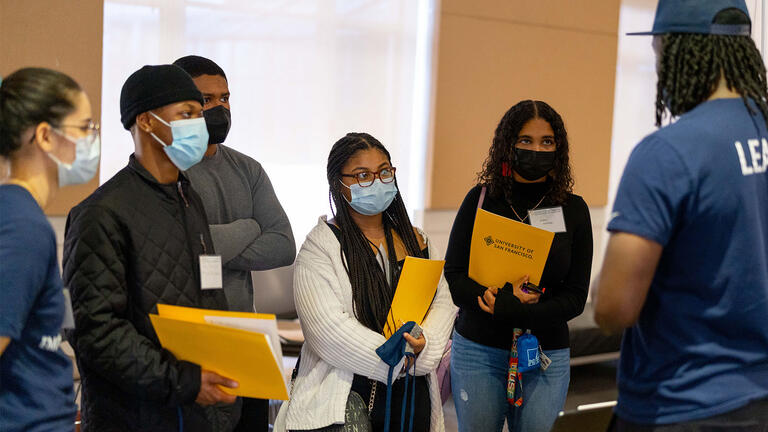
[340,167,397,187]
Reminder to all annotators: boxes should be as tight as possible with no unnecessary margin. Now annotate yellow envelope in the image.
[157,303,275,322]
[383,257,445,338]
[150,305,288,400]
[469,208,554,288]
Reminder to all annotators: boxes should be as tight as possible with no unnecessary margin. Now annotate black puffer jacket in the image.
[63,155,240,431]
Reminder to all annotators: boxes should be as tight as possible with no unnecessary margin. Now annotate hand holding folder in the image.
[150,304,289,400]
[383,257,445,338]
[197,370,239,405]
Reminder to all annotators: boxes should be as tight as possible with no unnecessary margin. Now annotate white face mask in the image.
[47,130,101,186]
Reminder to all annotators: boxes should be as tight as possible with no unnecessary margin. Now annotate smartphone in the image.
[409,323,423,339]
[405,323,423,354]
[522,282,545,295]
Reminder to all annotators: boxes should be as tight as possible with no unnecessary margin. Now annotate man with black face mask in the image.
[173,55,296,432]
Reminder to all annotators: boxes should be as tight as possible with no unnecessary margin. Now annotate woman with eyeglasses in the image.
[275,132,456,432]
[444,101,592,432]
[0,67,100,431]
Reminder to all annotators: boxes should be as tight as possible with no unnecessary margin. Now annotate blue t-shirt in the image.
[0,185,76,431]
[608,98,768,424]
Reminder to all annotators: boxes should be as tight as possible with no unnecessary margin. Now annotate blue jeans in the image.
[450,330,570,432]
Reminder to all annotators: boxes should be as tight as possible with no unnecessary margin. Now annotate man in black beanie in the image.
[63,64,241,431]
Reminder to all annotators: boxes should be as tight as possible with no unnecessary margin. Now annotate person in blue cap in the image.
[595,0,768,430]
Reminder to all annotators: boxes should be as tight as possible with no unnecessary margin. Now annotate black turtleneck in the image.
[444,181,593,351]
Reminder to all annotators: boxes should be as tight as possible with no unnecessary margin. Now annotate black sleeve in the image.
[492,196,592,328]
[444,186,489,313]
[63,204,201,406]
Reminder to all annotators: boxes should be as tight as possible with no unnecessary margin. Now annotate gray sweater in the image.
[186,144,295,312]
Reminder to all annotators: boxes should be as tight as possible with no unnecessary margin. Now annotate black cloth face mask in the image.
[513,148,555,181]
[203,105,232,144]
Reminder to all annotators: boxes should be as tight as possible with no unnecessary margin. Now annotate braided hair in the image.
[477,100,574,206]
[655,8,768,127]
[327,132,426,333]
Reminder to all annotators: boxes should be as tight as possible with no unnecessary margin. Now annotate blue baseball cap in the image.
[628,0,751,36]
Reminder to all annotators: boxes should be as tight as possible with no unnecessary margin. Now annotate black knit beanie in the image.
[119,64,203,130]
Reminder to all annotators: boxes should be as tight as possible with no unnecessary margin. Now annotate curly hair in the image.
[655,8,768,127]
[327,132,426,333]
[477,100,574,205]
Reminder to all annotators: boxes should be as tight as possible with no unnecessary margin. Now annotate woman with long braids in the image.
[596,1,768,429]
[275,133,456,432]
[445,100,593,432]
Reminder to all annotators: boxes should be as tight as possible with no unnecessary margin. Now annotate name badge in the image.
[528,207,566,233]
[539,346,552,371]
[199,255,223,290]
[62,289,75,329]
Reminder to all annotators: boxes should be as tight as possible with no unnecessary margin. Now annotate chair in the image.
[252,265,302,429]
[252,264,303,357]
[251,265,297,319]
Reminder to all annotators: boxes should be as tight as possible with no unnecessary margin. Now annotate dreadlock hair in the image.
[655,8,768,128]
[477,100,574,206]
[327,132,426,333]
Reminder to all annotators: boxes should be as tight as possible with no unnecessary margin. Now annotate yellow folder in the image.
[150,304,288,400]
[156,303,276,322]
[469,208,554,288]
[383,257,445,338]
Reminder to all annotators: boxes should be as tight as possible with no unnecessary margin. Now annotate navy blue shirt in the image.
[0,185,76,431]
[608,98,768,424]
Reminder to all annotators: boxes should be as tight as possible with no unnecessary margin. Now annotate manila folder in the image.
[469,208,554,288]
[383,257,445,338]
[150,312,288,400]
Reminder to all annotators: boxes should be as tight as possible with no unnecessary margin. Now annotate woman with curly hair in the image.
[444,100,592,432]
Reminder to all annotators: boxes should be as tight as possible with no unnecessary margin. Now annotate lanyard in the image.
[507,328,524,407]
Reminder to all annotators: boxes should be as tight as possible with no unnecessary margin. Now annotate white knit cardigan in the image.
[274,217,457,432]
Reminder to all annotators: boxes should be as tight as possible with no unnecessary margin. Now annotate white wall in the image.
[99,0,437,247]
[609,0,768,213]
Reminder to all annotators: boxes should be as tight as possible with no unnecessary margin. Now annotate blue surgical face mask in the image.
[341,178,398,216]
[149,111,209,171]
[47,130,101,186]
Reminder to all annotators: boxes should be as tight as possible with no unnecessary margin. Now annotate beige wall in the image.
[428,0,620,209]
[0,0,104,216]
